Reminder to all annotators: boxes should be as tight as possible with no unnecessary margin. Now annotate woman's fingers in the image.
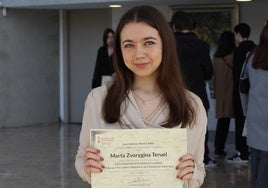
[84,146,105,175]
[84,146,103,161]
[176,158,195,169]
[179,154,195,162]
[84,151,103,161]
[85,158,105,173]
[176,166,194,180]
[85,147,100,156]
[175,154,195,180]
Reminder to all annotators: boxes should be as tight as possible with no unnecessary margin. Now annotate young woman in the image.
[213,31,235,156]
[75,6,207,187]
[92,28,115,88]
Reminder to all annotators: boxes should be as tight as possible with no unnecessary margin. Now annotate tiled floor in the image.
[203,130,251,188]
[0,123,251,188]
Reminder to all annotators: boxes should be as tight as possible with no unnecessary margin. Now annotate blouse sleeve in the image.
[187,94,207,188]
[74,92,93,184]
[75,86,108,184]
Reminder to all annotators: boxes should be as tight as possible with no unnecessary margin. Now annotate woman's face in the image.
[120,22,162,79]
[106,32,114,47]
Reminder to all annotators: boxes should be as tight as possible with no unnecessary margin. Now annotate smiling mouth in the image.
[135,63,149,69]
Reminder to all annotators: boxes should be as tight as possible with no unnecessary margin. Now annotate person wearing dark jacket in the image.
[92,28,115,89]
[226,23,256,163]
[170,11,214,167]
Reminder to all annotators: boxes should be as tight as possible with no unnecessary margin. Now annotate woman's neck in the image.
[108,46,113,56]
[132,76,160,94]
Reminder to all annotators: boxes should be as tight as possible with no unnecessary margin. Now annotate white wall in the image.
[240,2,268,44]
[68,9,112,122]
[0,9,59,128]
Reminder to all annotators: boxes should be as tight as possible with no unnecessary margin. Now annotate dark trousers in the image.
[204,127,210,163]
[204,110,210,163]
[214,118,230,151]
[235,116,249,157]
[250,147,268,188]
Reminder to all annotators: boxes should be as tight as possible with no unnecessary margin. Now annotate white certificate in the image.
[90,129,187,188]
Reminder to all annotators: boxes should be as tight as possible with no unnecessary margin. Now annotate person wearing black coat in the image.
[233,40,255,117]
[226,23,256,163]
[170,11,214,167]
[174,32,212,111]
[92,28,115,89]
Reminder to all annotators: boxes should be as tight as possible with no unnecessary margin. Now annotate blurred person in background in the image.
[92,28,115,88]
[170,11,214,167]
[213,31,235,157]
[227,23,256,163]
[243,22,268,188]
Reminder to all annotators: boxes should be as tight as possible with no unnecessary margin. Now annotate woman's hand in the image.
[176,154,195,180]
[84,146,105,176]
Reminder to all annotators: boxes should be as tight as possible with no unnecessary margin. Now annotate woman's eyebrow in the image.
[144,36,157,40]
[122,36,157,44]
[122,39,133,44]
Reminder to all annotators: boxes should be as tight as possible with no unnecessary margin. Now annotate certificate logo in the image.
[97,135,114,144]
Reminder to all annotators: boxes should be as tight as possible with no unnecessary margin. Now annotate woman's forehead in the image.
[120,22,160,41]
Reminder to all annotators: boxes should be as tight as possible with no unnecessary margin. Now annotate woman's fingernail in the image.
[100,157,104,161]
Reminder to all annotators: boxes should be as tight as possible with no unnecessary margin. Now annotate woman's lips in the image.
[134,63,149,69]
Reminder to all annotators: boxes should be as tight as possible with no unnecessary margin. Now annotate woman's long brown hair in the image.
[252,23,268,70]
[103,6,195,128]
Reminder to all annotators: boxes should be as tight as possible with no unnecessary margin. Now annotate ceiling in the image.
[0,0,262,9]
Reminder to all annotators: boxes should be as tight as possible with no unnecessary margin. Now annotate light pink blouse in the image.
[75,85,207,188]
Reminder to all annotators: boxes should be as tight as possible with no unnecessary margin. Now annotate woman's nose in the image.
[135,45,145,59]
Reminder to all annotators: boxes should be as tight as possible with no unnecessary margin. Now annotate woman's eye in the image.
[145,41,155,46]
[124,44,134,48]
